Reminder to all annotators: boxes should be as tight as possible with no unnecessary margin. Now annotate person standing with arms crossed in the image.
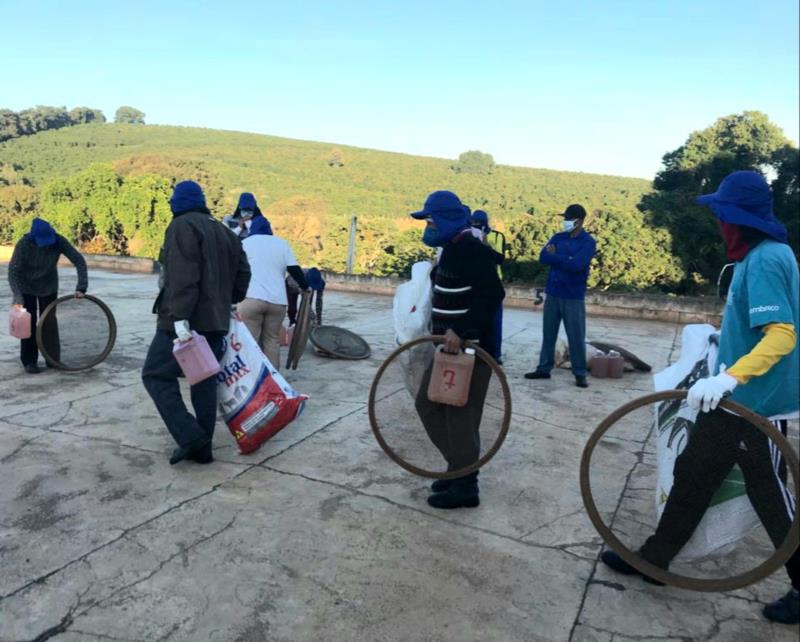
[525,204,596,387]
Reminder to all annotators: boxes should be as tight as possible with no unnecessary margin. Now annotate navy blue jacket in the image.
[540,230,596,300]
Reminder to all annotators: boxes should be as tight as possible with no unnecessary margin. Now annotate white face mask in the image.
[563,219,578,233]
[239,209,254,221]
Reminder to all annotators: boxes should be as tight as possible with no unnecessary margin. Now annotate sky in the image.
[1,0,798,178]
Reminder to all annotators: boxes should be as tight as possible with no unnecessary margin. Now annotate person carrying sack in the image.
[410,191,504,509]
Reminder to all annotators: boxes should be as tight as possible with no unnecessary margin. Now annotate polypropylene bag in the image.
[393,261,433,345]
[653,323,760,560]
[218,310,308,454]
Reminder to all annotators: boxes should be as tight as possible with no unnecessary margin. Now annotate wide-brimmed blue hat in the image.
[696,171,787,242]
[410,190,466,221]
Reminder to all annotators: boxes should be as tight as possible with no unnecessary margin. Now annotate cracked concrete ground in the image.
[1,266,798,642]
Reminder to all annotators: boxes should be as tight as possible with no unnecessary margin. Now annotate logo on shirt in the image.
[749,305,780,313]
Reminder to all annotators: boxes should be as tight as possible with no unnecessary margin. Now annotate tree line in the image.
[0,105,146,143]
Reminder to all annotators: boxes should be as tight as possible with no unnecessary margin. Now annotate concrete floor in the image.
[0,266,797,642]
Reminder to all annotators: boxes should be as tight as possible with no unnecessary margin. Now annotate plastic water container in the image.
[279,324,294,347]
[9,306,32,340]
[172,331,221,385]
[607,350,625,379]
[590,353,609,378]
[427,346,476,407]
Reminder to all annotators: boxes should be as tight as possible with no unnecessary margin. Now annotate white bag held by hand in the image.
[393,261,433,345]
[653,323,759,561]
[218,310,308,454]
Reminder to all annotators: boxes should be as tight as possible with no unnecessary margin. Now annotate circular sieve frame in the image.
[309,325,372,360]
[368,335,512,479]
[580,389,800,592]
[286,291,313,370]
[36,294,117,372]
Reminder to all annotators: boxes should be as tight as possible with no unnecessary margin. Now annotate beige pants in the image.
[238,298,287,369]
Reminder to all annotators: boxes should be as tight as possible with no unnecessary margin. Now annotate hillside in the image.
[0,123,649,218]
[1,123,680,288]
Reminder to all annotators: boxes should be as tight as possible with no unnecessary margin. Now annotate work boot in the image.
[24,364,41,374]
[763,588,800,624]
[170,442,214,465]
[575,375,589,388]
[427,473,479,509]
[600,550,665,586]
[431,478,451,492]
[524,370,550,380]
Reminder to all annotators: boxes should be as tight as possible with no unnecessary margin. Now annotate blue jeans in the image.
[536,295,587,377]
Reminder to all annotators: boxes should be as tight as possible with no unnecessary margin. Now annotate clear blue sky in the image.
[1,0,797,178]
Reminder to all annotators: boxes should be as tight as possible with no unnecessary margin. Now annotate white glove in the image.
[687,370,738,413]
[174,320,192,342]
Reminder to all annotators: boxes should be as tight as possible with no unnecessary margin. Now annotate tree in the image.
[452,150,495,175]
[114,106,146,125]
[637,111,795,292]
[328,147,345,167]
[68,107,106,125]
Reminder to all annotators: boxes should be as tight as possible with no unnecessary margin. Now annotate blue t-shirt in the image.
[717,240,800,417]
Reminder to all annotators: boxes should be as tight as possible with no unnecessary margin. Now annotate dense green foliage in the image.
[114,106,146,125]
[638,111,799,292]
[452,150,495,175]
[1,112,793,289]
[0,105,105,143]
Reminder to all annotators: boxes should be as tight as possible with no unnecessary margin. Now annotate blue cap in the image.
[28,218,57,247]
[248,216,272,236]
[169,180,207,215]
[696,171,787,243]
[410,190,467,221]
[470,209,489,227]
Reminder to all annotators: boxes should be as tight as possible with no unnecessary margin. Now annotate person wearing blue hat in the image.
[411,190,505,509]
[600,171,800,624]
[8,217,88,374]
[142,181,252,466]
[470,210,507,363]
[524,204,596,387]
[224,192,272,239]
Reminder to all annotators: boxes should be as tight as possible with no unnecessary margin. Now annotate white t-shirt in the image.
[242,235,298,305]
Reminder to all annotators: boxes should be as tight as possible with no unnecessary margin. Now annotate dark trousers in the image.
[20,293,59,366]
[492,305,503,360]
[537,294,587,377]
[641,409,800,589]
[415,358,492,472]
[141,330,225,450]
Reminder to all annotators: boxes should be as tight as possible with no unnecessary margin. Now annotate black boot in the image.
[600,550,665,586]
[524,370,550,380]
[763,588,800,624]
[427,473,479,509]
[170,442,214,465]
[575,375,588,388]
[431,478,451,492]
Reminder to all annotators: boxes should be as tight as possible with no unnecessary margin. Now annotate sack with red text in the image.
[217,310,308,454]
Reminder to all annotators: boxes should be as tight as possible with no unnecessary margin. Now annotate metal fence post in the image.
[346,215,357,274]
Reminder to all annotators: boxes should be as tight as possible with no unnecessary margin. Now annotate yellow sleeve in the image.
[727,323,797,384]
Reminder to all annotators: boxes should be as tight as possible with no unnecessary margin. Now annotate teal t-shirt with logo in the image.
[716,240,800,417]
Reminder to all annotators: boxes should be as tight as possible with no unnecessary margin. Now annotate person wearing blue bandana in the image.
[411,190,505,509]
[8,217,88,374]
[601,171,800,625]
[142,181,251,466]
[224,192,272,239]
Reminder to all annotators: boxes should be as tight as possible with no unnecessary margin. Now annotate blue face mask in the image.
[422,226,444,247]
